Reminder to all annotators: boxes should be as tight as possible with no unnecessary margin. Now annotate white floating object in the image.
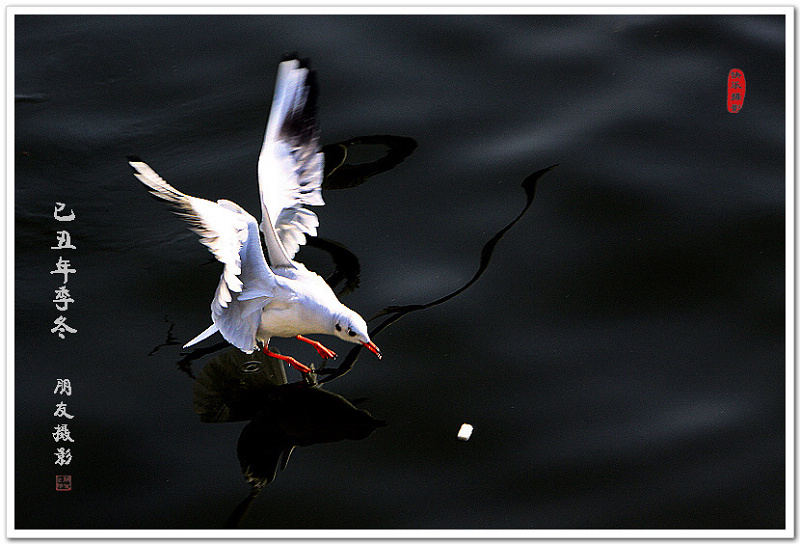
[457,423,473,441]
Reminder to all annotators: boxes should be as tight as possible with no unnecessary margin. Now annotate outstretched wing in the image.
[258,57,325,269]
[130,159,274,352]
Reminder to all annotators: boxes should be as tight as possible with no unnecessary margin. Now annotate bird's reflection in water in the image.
[192,347,386,528]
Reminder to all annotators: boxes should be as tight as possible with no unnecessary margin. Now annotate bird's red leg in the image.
[263,346,312,374]
[296,335,337,359]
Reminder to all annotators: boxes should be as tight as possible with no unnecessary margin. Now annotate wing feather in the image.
[258,58,325,268]
[131,159,275,352]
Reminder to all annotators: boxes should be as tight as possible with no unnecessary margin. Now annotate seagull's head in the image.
[332,309,382,359]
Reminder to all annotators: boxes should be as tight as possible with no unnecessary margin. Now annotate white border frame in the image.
[6,5,794,540]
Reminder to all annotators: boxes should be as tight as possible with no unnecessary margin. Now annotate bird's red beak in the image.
[362,341,382,359]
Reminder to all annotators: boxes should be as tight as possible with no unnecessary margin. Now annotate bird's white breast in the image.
[258,267,340,338]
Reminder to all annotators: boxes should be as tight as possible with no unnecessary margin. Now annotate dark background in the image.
[15,14,786,530]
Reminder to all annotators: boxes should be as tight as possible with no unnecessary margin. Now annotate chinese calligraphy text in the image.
[54,379,74,489]
[50,203,77,339]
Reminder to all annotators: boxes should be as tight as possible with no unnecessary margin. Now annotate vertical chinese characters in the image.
[53,379,74,472]
[51,205,77,485]
[50,203,77,338]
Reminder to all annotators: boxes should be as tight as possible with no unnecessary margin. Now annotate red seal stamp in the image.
[55,474,71,491]
[727,69,745,113]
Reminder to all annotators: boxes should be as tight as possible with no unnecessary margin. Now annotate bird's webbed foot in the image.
[295,335,337,359]
[263,346,313,374]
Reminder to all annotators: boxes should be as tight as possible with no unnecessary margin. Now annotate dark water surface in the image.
[14,14,786,530]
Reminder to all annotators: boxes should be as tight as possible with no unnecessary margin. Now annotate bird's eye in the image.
[348,330,356,337]
[335,323,342,332]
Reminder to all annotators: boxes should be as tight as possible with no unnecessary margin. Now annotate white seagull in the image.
[130,57,381,375]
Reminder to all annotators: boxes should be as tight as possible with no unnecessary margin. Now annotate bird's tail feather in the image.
[183,322,219,348]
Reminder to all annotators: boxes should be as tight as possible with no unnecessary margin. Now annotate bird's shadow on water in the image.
[190,348,386,528]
